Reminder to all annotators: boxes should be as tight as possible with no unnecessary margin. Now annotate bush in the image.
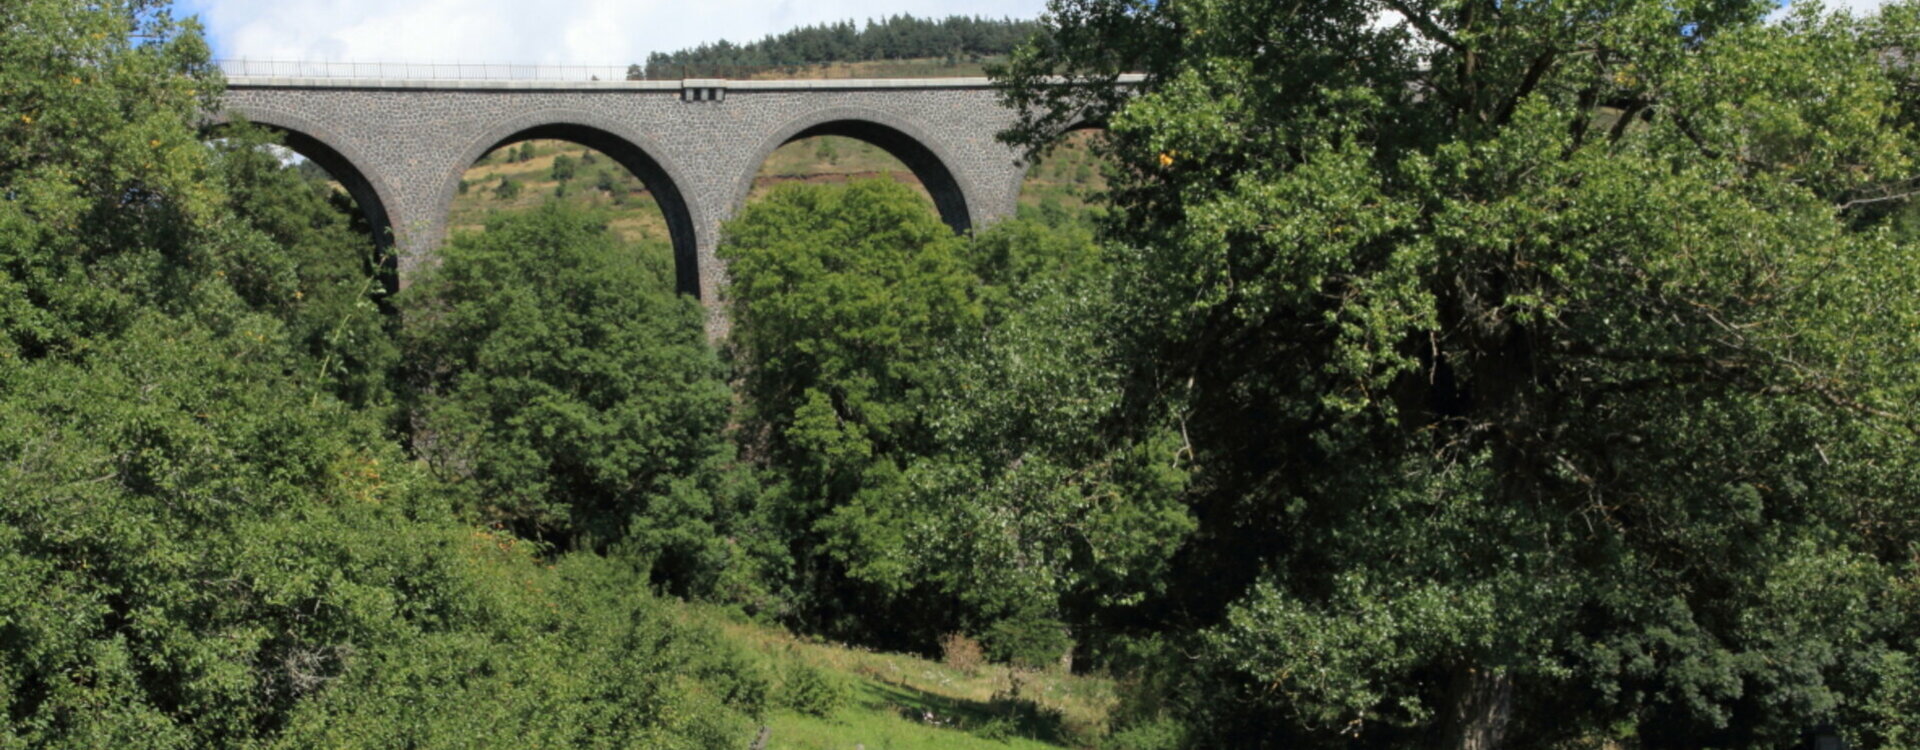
[984,613,1073,671]
[550,154,577,182]
[492,176,520,200]
[940,632,987,675]
[1104,718,1190,750]
[779,662,849,718]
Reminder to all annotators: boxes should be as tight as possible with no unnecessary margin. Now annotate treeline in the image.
[636,15,1041,77]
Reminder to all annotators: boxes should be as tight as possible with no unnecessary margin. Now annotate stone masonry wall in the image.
[215,78,1041,314]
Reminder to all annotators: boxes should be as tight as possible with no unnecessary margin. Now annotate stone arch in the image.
[203,106,399,259]
[999,117,1109,215]
[448,110,706,298]
[736,107,976,234]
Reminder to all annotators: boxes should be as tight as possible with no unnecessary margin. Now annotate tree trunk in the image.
[1443,665,1513,750]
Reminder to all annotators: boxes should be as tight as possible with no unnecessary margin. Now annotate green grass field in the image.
[679,604,1118,750]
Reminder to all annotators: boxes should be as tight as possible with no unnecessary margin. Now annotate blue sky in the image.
[171,0,1052,66]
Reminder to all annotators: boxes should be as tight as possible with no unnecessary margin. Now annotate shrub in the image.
[984,613,1073,671]
[1104,718,1190,750]
[940,632,986,676]
[550,154,577,182]
[779,662,849,718]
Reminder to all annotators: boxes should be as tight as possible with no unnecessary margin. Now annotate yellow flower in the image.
[1158,151,1176,168]
[20,115,30,124]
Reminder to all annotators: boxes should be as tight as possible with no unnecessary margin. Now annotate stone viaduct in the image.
[213,74,1118,306]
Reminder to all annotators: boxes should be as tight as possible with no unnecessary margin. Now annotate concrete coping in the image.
[224,73,1147,92]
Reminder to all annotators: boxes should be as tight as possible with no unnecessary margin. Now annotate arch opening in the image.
[744,118,973,235]
[202,118,398,295]
[462,124,701,298]
[750,134,939,209]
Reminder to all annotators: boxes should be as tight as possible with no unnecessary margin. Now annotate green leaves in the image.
[399,203,736,569]
[1001,0,1920,744]
[723,181,1194,653]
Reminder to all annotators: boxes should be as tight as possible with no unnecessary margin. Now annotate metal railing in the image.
[216,59,640,82]
[215,59,1024,82]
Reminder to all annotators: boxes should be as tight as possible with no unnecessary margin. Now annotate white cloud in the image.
[1823,0,1894,15]
[178,0,1050,66]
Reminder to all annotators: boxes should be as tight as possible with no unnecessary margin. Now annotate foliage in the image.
[644,14,1043,77]
[399,203,755,591]
[491,175,519,200]
[204,122,399,411]
[780,661,851,718]
[549,153,577,182]
[0,3,758,746]
[722,180,1192,668]
[999,0,1920,746]
[721,179,978,635]
[942,632,989,675]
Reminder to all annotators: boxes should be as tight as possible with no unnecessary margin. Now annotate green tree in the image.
[826,218,1193,663]
[721,179,979,637]
[550,153,578,182]
[999,0,1920,746]
[400,204,751,590]
[724,182,1193,660]
[204,123,399,411]
[0,3,760,745]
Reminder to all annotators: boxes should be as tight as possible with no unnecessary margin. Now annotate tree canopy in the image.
[996,0,1920,745]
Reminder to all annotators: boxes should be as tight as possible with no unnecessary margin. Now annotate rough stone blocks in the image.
[214,78,1044,318]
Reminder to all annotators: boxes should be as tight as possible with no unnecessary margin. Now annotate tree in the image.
[205,123,399,411]
[821,217,1195,664]
[998,0,1920,746]
[0,3,763,744]
[721,180,980,639]
[550,153,578,182]
[400,203,748,588]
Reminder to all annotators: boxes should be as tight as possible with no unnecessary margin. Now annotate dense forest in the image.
[7,0,1920,748]
[635,15,1042,78]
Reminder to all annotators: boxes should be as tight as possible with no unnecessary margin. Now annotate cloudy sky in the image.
[171,0,1893,67]
[172,0,1051,67]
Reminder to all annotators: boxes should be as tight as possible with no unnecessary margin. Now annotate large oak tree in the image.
[999,0,1920,746]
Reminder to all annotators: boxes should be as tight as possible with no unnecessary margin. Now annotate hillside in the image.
[448,129,1107,244]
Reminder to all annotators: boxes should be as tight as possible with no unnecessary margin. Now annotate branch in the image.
[1380,0,1467,52]
[1837,188,1920,211]
[1495,47,1560,125]
[1670,112,1724,160]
